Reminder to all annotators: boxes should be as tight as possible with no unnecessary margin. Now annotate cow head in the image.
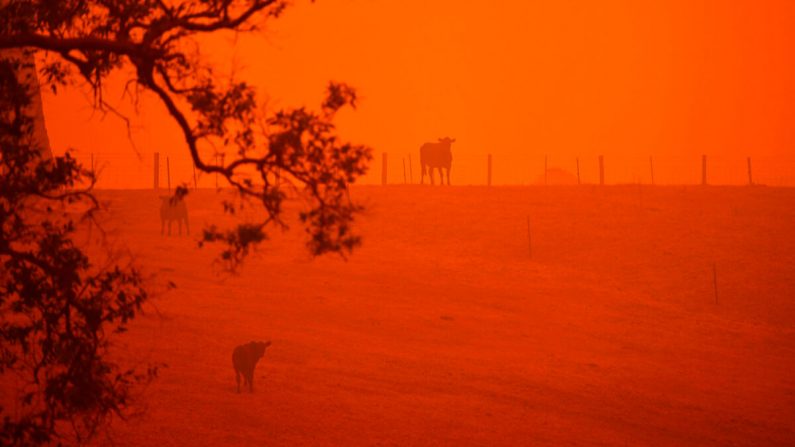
[437,137,456,144]
[250,340,271,359]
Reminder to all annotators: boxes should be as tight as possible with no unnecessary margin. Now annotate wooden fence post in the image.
[153,152,160,190]
[544,155,548,186]
[166,156,171,193]
[650,156,655,185]
[599,155,604,186]
[487,154,492,186]
[193,164,198,190]
[526,216,532,258]
[382,153,388,185]
[747,157,753,186]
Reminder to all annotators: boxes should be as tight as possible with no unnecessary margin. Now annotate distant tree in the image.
[0,0,372,444]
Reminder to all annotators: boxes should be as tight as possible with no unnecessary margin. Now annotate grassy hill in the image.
[91,185,795,446]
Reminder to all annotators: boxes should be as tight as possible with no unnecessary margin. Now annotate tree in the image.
[1,52,154,445]
[0,0,372,262]
[1,0,372,444]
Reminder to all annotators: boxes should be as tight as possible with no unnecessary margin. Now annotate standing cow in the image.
[160,194,189,236]
[420,137,455,185]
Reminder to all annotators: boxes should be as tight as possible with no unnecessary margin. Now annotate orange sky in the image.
[41,0,795,188]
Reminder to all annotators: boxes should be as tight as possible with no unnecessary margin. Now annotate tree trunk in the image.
[1,48,53,159]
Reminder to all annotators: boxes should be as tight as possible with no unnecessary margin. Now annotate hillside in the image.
[91,185,795,446]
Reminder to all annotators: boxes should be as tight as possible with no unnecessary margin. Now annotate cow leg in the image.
[429,167,435,185]
[167,220,172,236]
[446,167,451,185]
[420,165,425,184]
[178,220,182,235]
[247,370,255,393]
[185,218,190,235]
[160,219,165,235]
[236,370,241,393]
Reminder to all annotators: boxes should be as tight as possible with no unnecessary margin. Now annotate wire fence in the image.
[65,147,795,190]
[374,152,795,187]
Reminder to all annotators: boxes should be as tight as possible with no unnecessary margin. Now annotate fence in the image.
[67,148,215,190]
[372,152,795,187]
[63,148,795,189]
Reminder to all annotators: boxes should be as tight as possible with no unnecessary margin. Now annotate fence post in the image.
[599,155,604,186]
[702,155,707,185]
[166,156,171,193]
[487,154,492,186]
[526,216,532,258]
[747,157,753,186]
[193,163,198,190]
[650,156,655,185]
[153,152,160,190]
[403,158,407,184]
[381,153,388,185]
[544,155,548,186]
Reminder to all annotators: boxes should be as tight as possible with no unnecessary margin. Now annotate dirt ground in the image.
[89,185,795,446]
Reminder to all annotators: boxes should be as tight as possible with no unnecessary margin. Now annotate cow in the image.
[159,194,189,236]
[420,137,455,185]
[232,341,271,393]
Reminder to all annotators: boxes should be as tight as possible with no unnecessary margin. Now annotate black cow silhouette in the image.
[420,137,455,185]
[159,195,189,236]
[232,341,271,393]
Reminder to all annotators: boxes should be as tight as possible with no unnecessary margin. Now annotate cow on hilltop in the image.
[420,137,455,185]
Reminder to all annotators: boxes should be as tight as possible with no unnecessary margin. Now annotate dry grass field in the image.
[87,185,795,446]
